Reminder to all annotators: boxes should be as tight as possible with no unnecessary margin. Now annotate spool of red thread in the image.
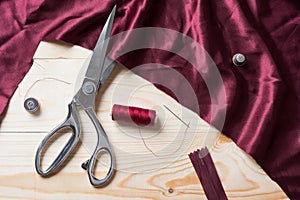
[111,104,156,126]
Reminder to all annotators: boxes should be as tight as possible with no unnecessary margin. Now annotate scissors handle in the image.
[35,102,80,176]
[83,107,115,187]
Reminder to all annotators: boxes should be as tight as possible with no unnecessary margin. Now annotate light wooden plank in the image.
[0,41,287,200]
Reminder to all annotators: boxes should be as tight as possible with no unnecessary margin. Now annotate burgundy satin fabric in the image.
[0,0,299,198]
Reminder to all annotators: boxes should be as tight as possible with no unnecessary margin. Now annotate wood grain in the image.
[0,41,287,200]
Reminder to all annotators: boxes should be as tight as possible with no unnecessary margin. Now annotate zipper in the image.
[189,147,228,200]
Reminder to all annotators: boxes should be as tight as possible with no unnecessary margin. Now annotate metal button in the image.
[24,98,39,113]
[233,53,246,67]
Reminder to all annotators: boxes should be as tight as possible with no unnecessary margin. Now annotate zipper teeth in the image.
[200,155,219,199]
[189,147,227,200]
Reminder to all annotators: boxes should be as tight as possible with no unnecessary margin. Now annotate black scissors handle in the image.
[35,101,80,176]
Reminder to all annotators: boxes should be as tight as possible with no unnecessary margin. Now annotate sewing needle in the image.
[163,105,190,128]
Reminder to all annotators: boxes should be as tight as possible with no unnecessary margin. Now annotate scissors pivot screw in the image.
[83,81,96,94]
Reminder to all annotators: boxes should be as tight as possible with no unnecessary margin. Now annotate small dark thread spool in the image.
[24,97,39,113]
[111,104,156,126]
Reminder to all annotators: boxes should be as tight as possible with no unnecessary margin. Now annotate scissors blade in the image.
[99,58,117,87]
[84,5,116,89]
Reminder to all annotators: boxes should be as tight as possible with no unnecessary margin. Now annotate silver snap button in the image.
[24,98,39,113]
[233,53,246,67]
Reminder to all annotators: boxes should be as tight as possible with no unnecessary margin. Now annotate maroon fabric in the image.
[0,0,299,198]
[189,147,228,200]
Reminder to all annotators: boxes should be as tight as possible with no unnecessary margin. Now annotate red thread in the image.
[139,122,190,158]
[112,104,156,126]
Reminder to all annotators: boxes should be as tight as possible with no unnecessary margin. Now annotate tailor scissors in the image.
[35,6,116,187]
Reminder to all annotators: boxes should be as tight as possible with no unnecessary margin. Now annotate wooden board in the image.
[0,41,287,199]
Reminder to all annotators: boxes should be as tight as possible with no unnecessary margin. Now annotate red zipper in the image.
[189,147,228,200]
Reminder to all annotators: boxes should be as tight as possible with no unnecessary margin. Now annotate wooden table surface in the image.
[0,41,287,200]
